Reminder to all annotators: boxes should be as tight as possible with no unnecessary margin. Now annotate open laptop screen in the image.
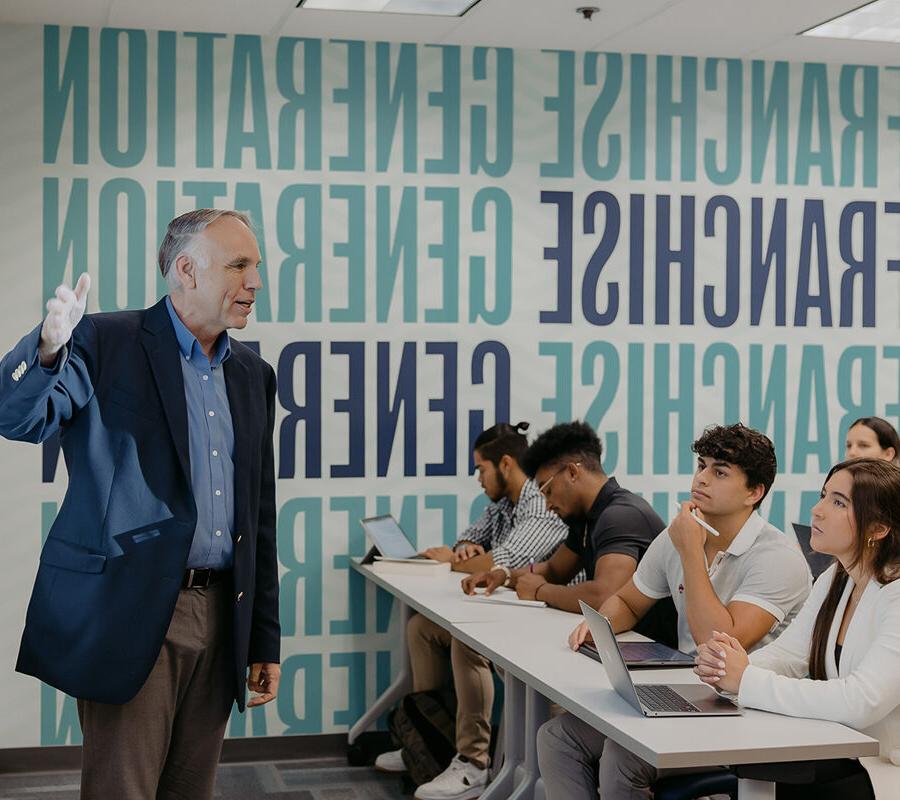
[360,515,418,560]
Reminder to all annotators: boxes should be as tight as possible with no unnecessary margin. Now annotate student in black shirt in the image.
[463,421,664,614]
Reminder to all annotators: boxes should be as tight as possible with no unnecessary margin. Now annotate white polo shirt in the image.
[632,512,812,655]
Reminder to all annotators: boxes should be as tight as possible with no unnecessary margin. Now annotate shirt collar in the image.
[586,476,620,523]
[165,296,231,367]
[517,478,540,506]
[723,511,766,557]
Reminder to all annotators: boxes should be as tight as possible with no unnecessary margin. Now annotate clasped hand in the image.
[693,630,749,694]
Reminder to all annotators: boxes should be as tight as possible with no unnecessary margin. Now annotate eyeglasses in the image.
[538,462,581,497]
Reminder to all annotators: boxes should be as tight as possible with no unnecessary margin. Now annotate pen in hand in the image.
[673,501,720,537]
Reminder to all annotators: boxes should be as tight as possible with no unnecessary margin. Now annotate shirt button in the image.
[236,535,242,543]
[215,489,222,496]
[202,375,209,381]
[208,410,215,417]
[212,450,218,457]
[215,530,222,537]
[237,591,244,602]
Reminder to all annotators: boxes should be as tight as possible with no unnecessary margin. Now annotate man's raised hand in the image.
[39,274,91,366]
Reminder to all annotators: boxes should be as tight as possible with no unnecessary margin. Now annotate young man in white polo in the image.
[537,423,813,800]
[375,421,569,800]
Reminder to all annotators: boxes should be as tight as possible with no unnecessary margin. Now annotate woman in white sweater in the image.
[695,457,900,800]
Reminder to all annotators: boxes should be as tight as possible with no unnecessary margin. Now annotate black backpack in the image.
[388,688,457,786]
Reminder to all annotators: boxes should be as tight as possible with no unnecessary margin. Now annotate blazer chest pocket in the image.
[106,386,164,423]
[40,537,107,574]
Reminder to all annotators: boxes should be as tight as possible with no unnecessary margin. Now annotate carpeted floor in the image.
[0,758,409,799]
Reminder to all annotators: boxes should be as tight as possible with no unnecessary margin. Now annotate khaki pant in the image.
[407,613,494,768]
[77,580,234,800]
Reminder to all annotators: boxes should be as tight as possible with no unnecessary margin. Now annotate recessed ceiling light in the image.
[802,0,900,44]
[298,0,483,15]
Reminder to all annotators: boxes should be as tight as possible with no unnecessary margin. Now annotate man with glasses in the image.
[463,421,664,613]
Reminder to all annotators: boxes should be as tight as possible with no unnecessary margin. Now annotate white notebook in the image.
[464,587,547,608]
[370,559,451,577]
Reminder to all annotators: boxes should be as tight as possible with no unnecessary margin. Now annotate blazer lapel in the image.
[140,300,191,485]
[828,579,854,677]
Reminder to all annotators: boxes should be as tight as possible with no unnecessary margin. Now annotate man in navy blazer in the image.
[0,209,280,799]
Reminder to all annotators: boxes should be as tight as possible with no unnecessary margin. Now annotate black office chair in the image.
[653,771,737,800]
[791,523,833,579]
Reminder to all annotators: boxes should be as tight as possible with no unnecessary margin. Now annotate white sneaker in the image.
[374,748,407,773]
[414,754,489,800]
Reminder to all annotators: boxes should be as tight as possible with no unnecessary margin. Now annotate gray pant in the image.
[77,580,234,800]
[539,712,729,800]
[538,711,658,799]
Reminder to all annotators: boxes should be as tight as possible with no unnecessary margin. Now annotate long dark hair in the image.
[848,416,900,466]
[808,458,900,679]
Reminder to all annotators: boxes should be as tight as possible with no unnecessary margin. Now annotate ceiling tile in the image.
[108,0,294,36]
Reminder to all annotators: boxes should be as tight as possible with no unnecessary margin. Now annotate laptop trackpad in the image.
[676,684,741,714]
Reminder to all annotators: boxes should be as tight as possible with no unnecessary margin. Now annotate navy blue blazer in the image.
[0,298,279,708]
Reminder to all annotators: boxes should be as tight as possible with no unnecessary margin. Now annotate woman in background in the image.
[845,417,899,465]
[695,458,900,799]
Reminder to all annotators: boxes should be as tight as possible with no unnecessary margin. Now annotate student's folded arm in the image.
[722,602,779,650]
[451,551,494,574]
[678,551,741,647]
[453,504,498,551]
[724,543,813,649]
[599,578,657,633]
[492,511,569,571]
[746,564,838,676]
[739,584,900,729]
[538,544,581,584]
[541,553,638,614]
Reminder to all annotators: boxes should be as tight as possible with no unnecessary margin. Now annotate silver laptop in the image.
[578,601,741,717]
[578,639,695,668]
[360,515,436,564]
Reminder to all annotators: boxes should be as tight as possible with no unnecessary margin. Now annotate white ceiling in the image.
[1,0,898,64]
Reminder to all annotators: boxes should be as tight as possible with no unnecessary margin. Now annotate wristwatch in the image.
[495,565,512,587]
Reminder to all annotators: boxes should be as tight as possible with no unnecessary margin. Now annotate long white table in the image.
[347,563,564,747]
[350,562,880,800]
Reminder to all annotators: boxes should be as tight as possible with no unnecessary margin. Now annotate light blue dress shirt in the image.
[165,298,235,570]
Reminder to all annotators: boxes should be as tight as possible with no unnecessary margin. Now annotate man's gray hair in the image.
[158,209,253,288]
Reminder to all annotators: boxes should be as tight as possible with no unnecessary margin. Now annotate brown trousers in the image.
[407,613,494,768]
[77,580,234,800]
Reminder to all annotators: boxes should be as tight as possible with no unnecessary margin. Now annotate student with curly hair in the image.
[695,458,900,799]
[538,424,813,800]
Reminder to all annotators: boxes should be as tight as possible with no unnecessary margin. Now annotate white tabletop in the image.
[352,560,880,770]
[352,560,580,626]
[452,614,879,769]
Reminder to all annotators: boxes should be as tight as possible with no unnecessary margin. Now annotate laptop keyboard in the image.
[635,684,699,713]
